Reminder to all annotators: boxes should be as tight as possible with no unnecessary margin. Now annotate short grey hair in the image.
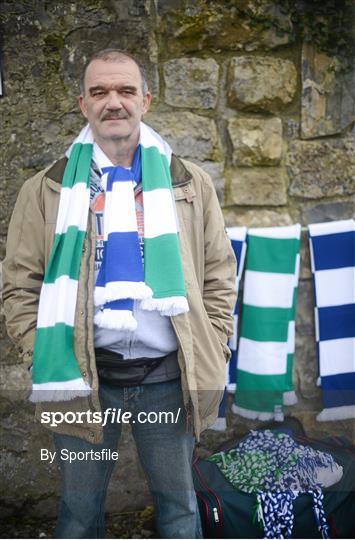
[80,48,149,95]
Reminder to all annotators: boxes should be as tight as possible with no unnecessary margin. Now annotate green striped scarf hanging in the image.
[30,123,188,403]
[232,225,301,421]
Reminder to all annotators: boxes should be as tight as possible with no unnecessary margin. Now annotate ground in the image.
[0,507,157,539]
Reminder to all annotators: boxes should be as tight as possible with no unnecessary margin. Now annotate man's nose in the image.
[106,91,122,109]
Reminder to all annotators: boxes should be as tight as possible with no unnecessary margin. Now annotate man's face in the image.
[79,58,151,146]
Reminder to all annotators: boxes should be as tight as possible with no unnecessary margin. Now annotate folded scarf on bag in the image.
[209,430,341,539]
[309,219,355,421]
[232,225,301,421]
[30,123,188,402]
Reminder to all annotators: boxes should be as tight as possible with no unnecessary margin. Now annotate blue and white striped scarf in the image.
[309,219,355,421]
[226,226,248,392]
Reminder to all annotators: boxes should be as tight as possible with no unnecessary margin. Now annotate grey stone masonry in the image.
[228,56,297,112]
[301,44,355,139]
[228,117,283,166]
[163,57,219,109]
[229,167,288,206]
[287,138,355,199]
[144,111,222,161]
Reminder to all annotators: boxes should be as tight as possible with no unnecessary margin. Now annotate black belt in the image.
[95,348,177,386]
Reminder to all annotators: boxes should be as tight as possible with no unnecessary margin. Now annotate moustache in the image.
[101,113,128,121]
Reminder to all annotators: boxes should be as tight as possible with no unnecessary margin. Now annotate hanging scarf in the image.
[226,226,248,393]
[208,430,339,539]
[232,225,301,421]
[309,219,355,421]
[30,123,188,402]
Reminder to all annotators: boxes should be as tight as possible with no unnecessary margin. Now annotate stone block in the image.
[229,167,288,206]
[227,116,282,166]
[302,200,355,224]
[287,138,355,199]
[301,44,355,138]
[254,3,293,50]
[223,209,293,228]
[228,56,297,112]
[155,1,293,55]
[0,363,32,402]
[163,57,219,109]
[192,160,225,203]
[144,111,222,161]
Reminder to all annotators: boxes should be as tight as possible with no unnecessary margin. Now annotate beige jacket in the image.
[3,154,237,442]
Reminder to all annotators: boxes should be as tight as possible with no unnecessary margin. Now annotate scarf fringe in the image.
[227,383,237,394]
[232,404,284,422]
[209,417,227,431]
[316,405,355,421]
[140,296,189,316]
[94,282,153,306]
[94,309,138,331]
[29,379,91,403]
[283,391,298,406]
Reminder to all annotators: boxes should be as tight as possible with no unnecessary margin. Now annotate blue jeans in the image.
[53,379,202,538]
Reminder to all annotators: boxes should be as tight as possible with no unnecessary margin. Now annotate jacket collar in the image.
[45,153,192,188]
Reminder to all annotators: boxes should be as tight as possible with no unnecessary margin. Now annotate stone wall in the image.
[0,0,354,520]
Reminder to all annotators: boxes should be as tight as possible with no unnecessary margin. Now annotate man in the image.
[3,49,236,538]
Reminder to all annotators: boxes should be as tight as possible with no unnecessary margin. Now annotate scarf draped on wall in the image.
[232,225,301,421]
[309,219,355,421]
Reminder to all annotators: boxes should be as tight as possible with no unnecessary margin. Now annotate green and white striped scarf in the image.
[30,123,188,403]
[232,225,301,420]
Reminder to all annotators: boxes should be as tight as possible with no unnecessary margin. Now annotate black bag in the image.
[193,433,355,538]
[95,347,168,386]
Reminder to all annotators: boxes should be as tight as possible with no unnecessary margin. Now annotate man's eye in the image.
[92,91,105,97]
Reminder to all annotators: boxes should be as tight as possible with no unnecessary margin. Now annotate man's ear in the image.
[142,92,152,115]
[78,95,88,119]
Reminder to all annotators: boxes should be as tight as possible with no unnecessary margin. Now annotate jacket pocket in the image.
[211,324,231,363]
[202,308,231,363]
[197,388,225,421]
